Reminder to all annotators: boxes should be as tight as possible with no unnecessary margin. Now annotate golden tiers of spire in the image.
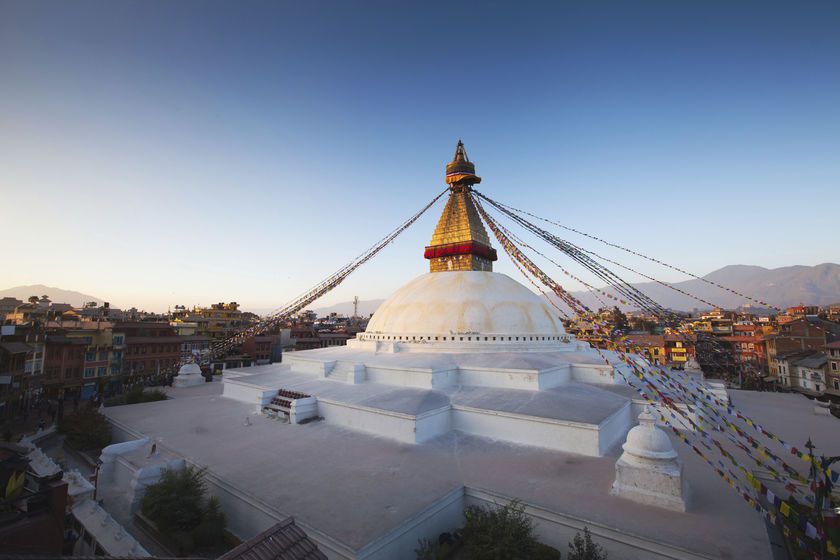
[424,141,497,272]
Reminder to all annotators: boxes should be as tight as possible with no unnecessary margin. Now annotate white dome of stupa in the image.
[178,363,202,376]
[356,271,572,352]
[173,362,204,388]
[622,406,678,462]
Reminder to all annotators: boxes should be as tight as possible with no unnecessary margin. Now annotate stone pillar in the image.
[611,406,688,512]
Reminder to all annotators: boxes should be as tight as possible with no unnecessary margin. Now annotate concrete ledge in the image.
[452,404,603,456]
[465,487,718,560]
[355,486,465,560]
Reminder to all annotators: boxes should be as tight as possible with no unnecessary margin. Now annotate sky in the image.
[1,0,839,313]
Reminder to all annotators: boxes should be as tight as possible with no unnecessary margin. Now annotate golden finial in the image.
[445,140,481,186]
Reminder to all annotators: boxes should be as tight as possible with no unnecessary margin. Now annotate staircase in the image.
[262,388,311,419]
[326,361,364,383]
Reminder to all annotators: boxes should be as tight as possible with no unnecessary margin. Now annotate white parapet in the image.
[289,396,319,423]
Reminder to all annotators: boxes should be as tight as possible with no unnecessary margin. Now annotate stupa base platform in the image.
[222,359,632,456]
[101,382,777,560]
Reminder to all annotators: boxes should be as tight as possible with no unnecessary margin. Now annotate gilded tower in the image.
[423,141,498,272]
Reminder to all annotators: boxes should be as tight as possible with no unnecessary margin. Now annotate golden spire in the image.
[424,141,497,272]
[445,139,481,186]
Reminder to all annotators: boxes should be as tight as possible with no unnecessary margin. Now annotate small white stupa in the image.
[172,362,205,388]
[683,355,703,379]
[611,406,688,512]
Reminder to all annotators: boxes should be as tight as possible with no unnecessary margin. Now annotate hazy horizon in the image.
[3,261,839,315]
[2,1,839,311]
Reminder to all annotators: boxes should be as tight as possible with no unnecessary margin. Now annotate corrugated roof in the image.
[794,352,827,369]
[0,341,32,354]
[218,518,327,560]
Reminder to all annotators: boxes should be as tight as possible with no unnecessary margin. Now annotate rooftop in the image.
[101,381,794,559]
[793,352,828,369]
[0,341,32,354]
[218,518,327,560]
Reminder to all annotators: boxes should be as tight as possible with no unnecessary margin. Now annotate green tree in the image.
[630,317,657,333]
[126,385,168,404]
[58,408,111,450]
[141,466,228,552]
[462,501,538,560]
[193,496,227,548]
[568,527,607,560]
[611,307,629,332]
[142,466,207,532]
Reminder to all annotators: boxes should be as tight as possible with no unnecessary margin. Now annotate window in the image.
[834,379,840,391]
[85,351,96,362]
[98,366,106,376]
[99,351,108,361]
[832,362,838,371]
[113,335,124,346]
[84,367,95,378]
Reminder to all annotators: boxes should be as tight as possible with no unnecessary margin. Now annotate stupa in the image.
[218,141,636,455]
[100,143,782,560]
[172,361,205,388]
[611,406,689,511]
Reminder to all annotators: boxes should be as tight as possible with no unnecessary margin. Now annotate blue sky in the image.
[1,1,838,312]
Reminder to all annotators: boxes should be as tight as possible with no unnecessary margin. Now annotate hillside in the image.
[312,264,840,316]
[0,284,104,307]
[568,263,840,312]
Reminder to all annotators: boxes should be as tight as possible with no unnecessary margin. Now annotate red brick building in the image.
[0,342,30,421]
[719,323,766,371]
[118,322,182,381]
[240,334,281,365]
[42,335,87,398]
[766,317,840,386]
[289,326,352,352]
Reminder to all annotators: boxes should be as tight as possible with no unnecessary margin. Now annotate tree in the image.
[58,408,111,450]
[192,496,227,548]
[611,307,629,332]
[568,527,607,560]
[125,385,167,404]
[141,466,228,553]
[27,295,39,304]
[462,501,538,560]
[142,466,207,532]
[630,317,657,333]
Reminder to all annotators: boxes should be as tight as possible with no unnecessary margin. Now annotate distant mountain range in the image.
[7,264,839,317]
[568,263,840,312]
[0,284,104,307]
[314,264,840,316]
